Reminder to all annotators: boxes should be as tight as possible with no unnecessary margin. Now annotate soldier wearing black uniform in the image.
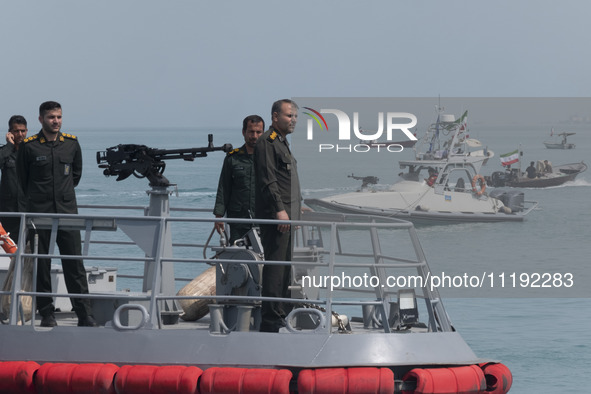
[213,115,265,243]
[16,101,95,327]
[0,115,28,244]
[254,99,301,332]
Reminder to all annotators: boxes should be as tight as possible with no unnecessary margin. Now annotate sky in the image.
[1,1,590,130]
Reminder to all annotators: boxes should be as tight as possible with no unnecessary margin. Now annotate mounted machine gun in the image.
[95,134,232,313]
[348,173,379,189]
[96,134,233,187]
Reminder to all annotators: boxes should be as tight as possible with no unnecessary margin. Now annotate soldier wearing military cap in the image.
[213,115,265,243]
[16,101,96,327]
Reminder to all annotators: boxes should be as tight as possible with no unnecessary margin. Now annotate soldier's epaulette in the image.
[23,135,38,143]
[268,131,278,142]
[227,148,241,156]
[62,133,77,140]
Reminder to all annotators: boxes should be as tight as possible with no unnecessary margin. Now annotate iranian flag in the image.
[457,110,468,131]
[448,110,468,131]
[500,150,519,166]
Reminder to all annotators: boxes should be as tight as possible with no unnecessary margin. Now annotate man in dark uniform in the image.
[213,115,265,244]
[254,99,301,332]
[0,115,28,244]
[525,161,537,179]
[16,101,96,327]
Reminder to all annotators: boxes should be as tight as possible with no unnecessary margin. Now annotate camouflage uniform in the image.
[16,131,92,319]
[213,144,256,243]
[254,127,302,332]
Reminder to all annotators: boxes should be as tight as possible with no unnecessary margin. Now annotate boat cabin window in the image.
[445,169,473,192]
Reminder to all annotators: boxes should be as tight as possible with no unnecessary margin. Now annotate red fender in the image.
[114,364,202,394]
[200,367,292,394]
[298,367,394,394]
[35,363,119,394]
[0,361,40,394]
[402,365,486,394]
[480,363,513,394]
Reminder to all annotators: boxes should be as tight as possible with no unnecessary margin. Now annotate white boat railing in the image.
[0,209,453,334]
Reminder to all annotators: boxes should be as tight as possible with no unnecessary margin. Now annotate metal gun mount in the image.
[96,134,232,311]
[96,134,233,187]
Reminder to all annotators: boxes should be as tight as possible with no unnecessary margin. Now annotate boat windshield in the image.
[399,163,477,192]
[399,165,441,182]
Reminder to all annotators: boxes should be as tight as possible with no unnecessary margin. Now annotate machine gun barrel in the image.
[146,134,232,161]
[96,133,232,187]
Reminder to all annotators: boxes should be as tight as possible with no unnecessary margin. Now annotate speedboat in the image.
[543,132,576,149]
[0,137,513,393]
[306,110,538,225]
[488,161,587,188]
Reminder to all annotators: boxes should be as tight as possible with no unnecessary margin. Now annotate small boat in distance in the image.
[487,161,587,188]
[544,130,576,149]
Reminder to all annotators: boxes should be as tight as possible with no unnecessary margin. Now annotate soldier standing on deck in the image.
[254,99,302,332]
[16,101,96,328]
[213,115,265,244]
[0,115,28,244]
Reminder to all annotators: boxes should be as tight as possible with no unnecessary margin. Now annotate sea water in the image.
[73,124,590,394]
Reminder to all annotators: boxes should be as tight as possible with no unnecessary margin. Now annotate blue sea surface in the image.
[74,124,590,394]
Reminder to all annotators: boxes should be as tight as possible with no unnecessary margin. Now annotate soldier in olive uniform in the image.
[0,115,28,244]
[254,99,302,332]
[213,115,265,244]
[16,101,95,327]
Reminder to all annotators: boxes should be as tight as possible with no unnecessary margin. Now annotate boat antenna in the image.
[437,94,444,113]
[518,143,522,176]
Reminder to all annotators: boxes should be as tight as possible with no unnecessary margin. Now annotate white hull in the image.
[306,184,530,224]
[326,181,501,213]
[307,175,536,224]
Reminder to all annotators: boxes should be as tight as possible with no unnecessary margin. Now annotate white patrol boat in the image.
[306,110,538,225]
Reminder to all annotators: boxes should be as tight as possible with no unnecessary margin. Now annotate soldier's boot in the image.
[39,304,57,327]
[74,301,97,327]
